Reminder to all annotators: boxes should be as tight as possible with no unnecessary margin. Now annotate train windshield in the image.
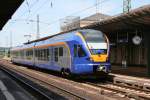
[79,30,107,54]
[80,30,106,43]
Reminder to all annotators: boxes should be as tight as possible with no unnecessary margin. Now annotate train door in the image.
[53,46,71,70]
[73,44,90,73]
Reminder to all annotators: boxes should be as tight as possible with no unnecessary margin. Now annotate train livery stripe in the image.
[34,42,66,48]
[105,35,110,57]
[12,42,69,51]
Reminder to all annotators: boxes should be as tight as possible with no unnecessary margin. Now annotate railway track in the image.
[1,60,150,100]
[86,82,150,100]
[0,66,87,100]
[0,66,70,100]
[0,61,116,100]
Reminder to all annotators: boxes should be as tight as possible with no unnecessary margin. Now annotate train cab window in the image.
[78,45,86,57]
[59,47,63,56]
[74,45,86,57]
[54,48,58,62]
[74,45,77,57]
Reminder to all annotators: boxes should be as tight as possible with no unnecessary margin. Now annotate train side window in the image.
[39,50,42,60]
[31,50,33,57]
[44,49,46,61]
[54,48,58,62]
[42,49,45,60]
[43,49,49,61]
[59,47,63,56]
[74,45,86,57]
[49,48,51,61]
[38,50,40,60]
[35,50,37,57]
[46,49,49,61]
[41,49,44,60]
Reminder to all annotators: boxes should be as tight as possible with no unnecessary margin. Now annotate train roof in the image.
[25,29,103,44]
[25,29,79,44]
[12,29,104,51]
[12,29,81,51]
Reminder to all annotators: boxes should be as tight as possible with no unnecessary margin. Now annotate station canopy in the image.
[0,0,24,30]
[83,4,150,33]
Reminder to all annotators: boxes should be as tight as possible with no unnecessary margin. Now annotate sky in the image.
[0,0,150,47]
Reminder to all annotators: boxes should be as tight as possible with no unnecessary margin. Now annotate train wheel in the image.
[61,69,64,74]
[61,68,71,78]
[64,69,71,76]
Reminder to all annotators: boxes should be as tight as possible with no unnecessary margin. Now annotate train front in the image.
[79,29,111,75]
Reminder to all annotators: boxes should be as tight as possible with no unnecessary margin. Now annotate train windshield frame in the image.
[79,30,107,55]
[79,30,106,43]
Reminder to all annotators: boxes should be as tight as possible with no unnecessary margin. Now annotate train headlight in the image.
[98,65,105,71]
[99,66,104,70]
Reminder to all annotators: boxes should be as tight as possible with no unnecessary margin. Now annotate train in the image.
[11,29,111,76]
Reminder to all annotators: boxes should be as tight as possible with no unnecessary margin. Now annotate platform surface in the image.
[111,65,148,78]
[0,69,35,100]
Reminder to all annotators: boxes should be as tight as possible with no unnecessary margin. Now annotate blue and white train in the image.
[11,29,111,76]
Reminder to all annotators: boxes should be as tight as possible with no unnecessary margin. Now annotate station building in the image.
[80,5,150,77]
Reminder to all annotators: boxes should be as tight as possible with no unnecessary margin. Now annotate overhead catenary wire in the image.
[40,0,111,32]
[7,0,50,31]
[25,0,30,13]
[2,0,129,47]
[7,0,110,31]
[6,0,125,36]
[41,3,125,35]
[17,0,40,19]
[10,19,51,26]
[3,0,40,31]
[26,0,51,20]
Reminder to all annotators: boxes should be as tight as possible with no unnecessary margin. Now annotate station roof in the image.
[83,4,150,33]
[0,0,24,30]
[81,13,111,21]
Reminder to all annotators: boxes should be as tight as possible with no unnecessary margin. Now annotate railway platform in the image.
[0,69,35,100]
[111,65,148,78]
